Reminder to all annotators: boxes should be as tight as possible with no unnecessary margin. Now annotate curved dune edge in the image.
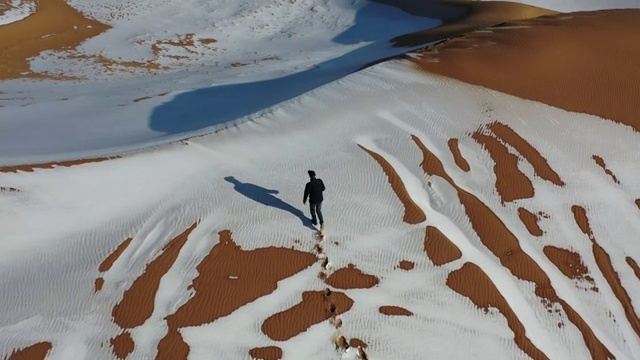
[447,138,470,172]
[379,305,413,316]
[4,342,52,360]
[249,346,282,360]
[0,156,117,173]
[96,237,132,292]
[381,0,557,47]
[110,331,135,360]
[627,257,640,281]
[261,291,354,342]
[572,206,640,337]
[517,208,544,237]
[592,155,620,184]
[448,263,548,360]
[359,144,426,224]
[0,0,109,80]
[325,264,379,289]
[424,226,462,266]
[413,135,614,359]
[411,9,640,131]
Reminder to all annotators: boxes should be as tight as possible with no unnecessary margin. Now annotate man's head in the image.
[308,170,316,178]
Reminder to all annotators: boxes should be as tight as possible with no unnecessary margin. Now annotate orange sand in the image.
[96,237,133,292]
[397,260,414,270]
[518,208,544,237]
[592,155,620,184]
[424,226,462,266]
[379,305,413,316]
[349,338,368,349]
[447,138,470,172]
[412,10,640,131]
[110,331,134,359]
[360,144,426,224]
[448,263,548,360]
[249,346,282,360]
[0,0,110,79]
[414,136,613,359]
[4,342,52,360]
[157,230,316,359]
[112,224,196,329]
[627,257,640,281]
[472,129,534,203]
[325,264,379,289]
[261,291,353,341]
[0,157,115,173]
[543,246,594,286]
[572,207,640,337]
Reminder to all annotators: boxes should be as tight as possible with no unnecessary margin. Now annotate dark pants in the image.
[310,201,324,225]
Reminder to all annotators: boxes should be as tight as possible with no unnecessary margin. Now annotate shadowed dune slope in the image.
[411,9,640,130]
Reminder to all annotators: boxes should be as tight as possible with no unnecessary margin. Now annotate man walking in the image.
[303,170,325,228]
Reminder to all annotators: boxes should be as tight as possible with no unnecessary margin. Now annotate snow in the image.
[0,0,35,26]
[2,1,640,359]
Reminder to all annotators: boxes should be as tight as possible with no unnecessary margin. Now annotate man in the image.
[303,170,325,228]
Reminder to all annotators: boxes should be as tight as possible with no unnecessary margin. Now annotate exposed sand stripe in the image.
[4,342,52,360]
[99,238,133,272]
[447,262,549,360]
[112,224,196,329]
[414,138,614,359]
[359,144,426,224]
[325,264,379,289]
[424,226,462,266]
[472,130,534,203]
[249,346,282,360]
[111,331,135,360]
[571,206,593,239]
[349,338,368,349]
[398,260,414,270]
[592,155,620,184]
[627,257,640,281]
[636,199,640,210]
[379,306,413,316]
[0,0,110,79]
[518,208,544,237]
[157,230,316,359]
[543,246,595,286]
[261,290,354,341]
[0,157,115,173]
[411,10,640,131]
[447,138,470,172]
[488,122,564,186]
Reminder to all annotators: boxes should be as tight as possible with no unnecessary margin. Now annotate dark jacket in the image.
[304,178,325,204]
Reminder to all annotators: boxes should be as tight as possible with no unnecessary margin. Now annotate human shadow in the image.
[148,2,440,135]
[224,176,316,230]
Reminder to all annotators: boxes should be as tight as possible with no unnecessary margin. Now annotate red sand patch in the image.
[592,155,620,184]
[518,208,544,237]
[100,238,133,272]
[113,224,196,329]
[249,346,282,360]
[543,246,594,285]
[448,138,470,172]
[487,122,564,186]
[448,263,549,360]
[627,257,640,281]
[412,10,640,132]
[0,157,116,173]
[95,278,105,292]
[636,199,640,210]
[349,338,368,349]
[424,226,462,266]
[414,137,614,359]
[359,144,426,224]
[111,331,135,359]
[472,129,534,203]
[379,305,413,316]
[572,206,593,238]
[261,291,354,341]
[157,230,317,359]
[325,264,379,289]
[398,260,415,270]
[4,342,52,360]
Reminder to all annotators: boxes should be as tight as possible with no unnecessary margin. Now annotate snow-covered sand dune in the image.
[2,1,640,360]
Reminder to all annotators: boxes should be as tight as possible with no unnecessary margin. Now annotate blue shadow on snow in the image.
[148,2,439,134]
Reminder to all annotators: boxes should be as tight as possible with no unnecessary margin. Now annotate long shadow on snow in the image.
[225,176,316,231]
[148,3,439,134]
